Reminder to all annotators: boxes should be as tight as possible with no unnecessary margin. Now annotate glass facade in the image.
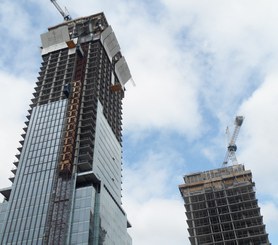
[70,181,131,245]
[0,100,67,244]
[70,186,96,245]
[93,102,122,203]
[99,186,132,245]
[68,102,131,245]
[0,202,8,237]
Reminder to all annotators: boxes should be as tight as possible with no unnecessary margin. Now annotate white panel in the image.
[100,26,113,43]
[41,25,70,48]
[41,37,77,56]
[115,57,132,86]
[68,47,76,55]
[100,26,120,60]
[41,42,68,55]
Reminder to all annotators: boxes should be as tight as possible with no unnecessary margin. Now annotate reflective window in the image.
[0,100,67,244]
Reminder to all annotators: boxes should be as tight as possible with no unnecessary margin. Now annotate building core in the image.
[179,164,270,245]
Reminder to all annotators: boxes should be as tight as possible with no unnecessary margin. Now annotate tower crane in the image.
[222,116,244,166]
[50,0,72,21]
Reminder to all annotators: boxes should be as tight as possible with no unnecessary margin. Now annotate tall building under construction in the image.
[179,164,270,244]
[0,12,132,244]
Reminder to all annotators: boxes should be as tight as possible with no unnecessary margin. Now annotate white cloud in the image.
[0,1,31,40]
[260,202,278,241]
[122,149,189,245]
[239,73,278,198]
[159,1,278,126]
[123,149,186,202]
[123,198,189,245]
[0,1,46,77]
[116,7,203,138]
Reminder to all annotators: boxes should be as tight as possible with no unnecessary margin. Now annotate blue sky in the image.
[1,1,278,244]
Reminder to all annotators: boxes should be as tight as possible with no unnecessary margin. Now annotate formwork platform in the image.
[179,164,270,245]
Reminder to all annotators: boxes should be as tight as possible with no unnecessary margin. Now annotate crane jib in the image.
[50,0,72,21]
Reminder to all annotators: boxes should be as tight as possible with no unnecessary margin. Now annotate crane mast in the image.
[223,116,244,166]
[50,0,72,21]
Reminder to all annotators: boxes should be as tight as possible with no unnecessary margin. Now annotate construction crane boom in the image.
[50,0,72,21]
[223,116,244,166]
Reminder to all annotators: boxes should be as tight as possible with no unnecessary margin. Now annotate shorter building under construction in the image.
[179,164,270,245]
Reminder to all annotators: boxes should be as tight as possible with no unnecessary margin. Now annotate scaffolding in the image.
[179,164,270,245]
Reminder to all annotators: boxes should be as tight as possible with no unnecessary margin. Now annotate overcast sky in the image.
[0,1,278,244]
